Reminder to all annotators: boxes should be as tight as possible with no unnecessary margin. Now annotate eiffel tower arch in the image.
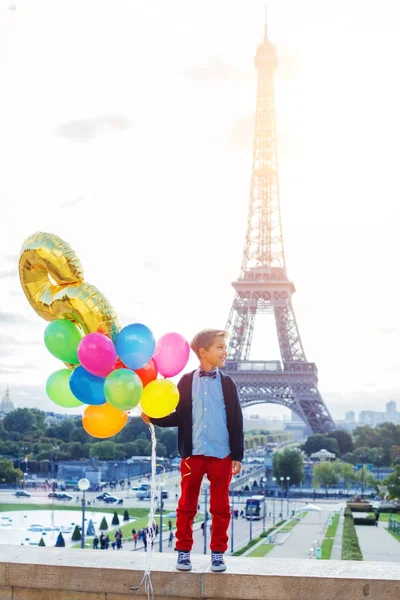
[224,17,335,434]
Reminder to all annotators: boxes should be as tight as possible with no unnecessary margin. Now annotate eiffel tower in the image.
[224,16,335,434]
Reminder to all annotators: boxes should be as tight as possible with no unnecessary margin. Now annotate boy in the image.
[142,329,243,572]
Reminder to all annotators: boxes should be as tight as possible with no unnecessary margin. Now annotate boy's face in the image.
[199,336,227,369]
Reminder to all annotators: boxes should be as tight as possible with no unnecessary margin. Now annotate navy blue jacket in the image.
[151,370,244,462]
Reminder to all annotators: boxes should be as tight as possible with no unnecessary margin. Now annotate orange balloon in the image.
[82,402,128,439]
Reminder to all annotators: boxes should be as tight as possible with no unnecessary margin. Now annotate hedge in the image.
[353,517,376,526]
[342,508,363,560]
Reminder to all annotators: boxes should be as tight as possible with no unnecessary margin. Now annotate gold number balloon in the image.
[19,232,121,341]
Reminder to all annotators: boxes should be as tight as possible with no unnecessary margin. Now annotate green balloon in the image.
[46,369,83,408]
[104,368,143,411]
[44,319,83,364]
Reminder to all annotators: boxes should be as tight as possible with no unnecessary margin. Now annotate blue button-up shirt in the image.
[191,367,230,459]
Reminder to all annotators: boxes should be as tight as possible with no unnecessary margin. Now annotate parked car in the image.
[48,492,58,498]
[103,496,120,504]
[15,491,31,498]
[55,493,73,501]
[161,490,169,499]
[96,492,111,501]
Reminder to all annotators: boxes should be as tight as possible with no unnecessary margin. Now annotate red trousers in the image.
[175,454,232,553]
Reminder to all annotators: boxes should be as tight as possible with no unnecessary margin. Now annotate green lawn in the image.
[297,511,308,520]
[321,538,334,559]
[378,513,400,523]
[325,514,340,538]
[72,512,203,548]
[248,543,274,558]
[0,502,199,549]
[0,503,148,518]
[280,518,299,533]
[320,514,340,560]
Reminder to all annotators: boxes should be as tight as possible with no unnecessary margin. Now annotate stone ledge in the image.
[0,545,399,599]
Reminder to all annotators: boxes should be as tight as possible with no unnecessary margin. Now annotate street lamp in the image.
[114,463,118,485]
[376,453,382,489]
[360,452,367,498]
[159,481,165,553]
[280,477,284,518]
[78,478,90,549]
[286,476,291,517]
[248,478,254,541]
[272,476,276,525]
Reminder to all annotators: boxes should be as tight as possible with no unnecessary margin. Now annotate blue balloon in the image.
[69,366,106,406]
[116,323,156,370]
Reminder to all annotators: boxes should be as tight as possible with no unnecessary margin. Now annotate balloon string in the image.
[130,423,157,599]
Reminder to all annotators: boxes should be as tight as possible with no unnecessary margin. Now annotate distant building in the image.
[45,412,80,425]
[0,386,15,415]
[386,401,397,418]
[345,411,356,423]
[359,410,385,426]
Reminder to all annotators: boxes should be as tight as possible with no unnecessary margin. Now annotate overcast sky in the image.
[1,0,400,421]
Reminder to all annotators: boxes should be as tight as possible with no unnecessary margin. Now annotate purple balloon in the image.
[153,332,190,377]
[77,333,117,378]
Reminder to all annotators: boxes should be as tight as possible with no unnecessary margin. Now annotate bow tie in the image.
[199,369,217,379]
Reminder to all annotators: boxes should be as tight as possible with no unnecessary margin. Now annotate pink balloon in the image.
[77,333,117,378]
[153,332,190,378]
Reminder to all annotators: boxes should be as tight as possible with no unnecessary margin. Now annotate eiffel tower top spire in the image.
[240,12,284,280]
[264,5,268,40]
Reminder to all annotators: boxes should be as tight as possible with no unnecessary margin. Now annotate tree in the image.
[89,441,117,460]
[68,442,85,460]
[3,409,34,434]
[71,525,81,541]
[70,427,92,444]
[55,532,65,547]
[112,511,120,526]
[334,461,355,490]
[0,459,23,483]
[343,452,358,465]
[353,426,380,449]
[38,537,45,547]
[123,510,130,521]
[46,420,75,442]
[385,466,400,499]
[312,462,338,492]
[99,517,108,530]
[302,434,339,457]
[355,465,375,496]
[329,430,354,456]
[272,448,304,486]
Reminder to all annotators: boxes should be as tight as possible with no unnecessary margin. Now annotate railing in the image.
[388,517,400,535]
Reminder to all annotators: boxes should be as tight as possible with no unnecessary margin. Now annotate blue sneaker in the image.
[176,550,192,571]
[211,552,226,572]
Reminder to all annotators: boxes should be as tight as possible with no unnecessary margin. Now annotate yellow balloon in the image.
[140,379,179,418]
[19,232,120,341]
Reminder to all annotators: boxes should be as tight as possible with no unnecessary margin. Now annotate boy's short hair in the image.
[190,329,229,359]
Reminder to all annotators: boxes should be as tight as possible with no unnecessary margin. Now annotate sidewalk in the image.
[267,510,329,559]
[355,525,400,562]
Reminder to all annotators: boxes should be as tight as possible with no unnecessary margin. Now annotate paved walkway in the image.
[267,510,329,559]
[330,512,344,560]
[355,525,400,562]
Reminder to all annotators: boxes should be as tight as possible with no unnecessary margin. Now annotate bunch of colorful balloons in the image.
[44,321,190,438]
